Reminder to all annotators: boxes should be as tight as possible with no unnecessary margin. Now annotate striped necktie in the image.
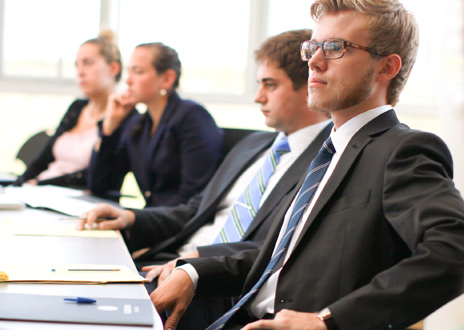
[212,137,291,244]
[207,137,335,330]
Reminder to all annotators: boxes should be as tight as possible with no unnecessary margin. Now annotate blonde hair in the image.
[311,0,419,106]
[83,30,122,82]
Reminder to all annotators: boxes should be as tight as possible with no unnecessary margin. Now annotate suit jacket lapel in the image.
[178,135,277,238]
[243,123,333,238]
[244,111,400,291]
[242,124,333,291]
[293,110,400,249]
[140,133,278,258]
[143,92,182,165]
[243,176,302,292]
[129,115,151,190]
[132,93,181,192]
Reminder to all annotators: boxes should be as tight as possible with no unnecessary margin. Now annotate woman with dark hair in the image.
[88,42,223,207]
[15,30,136,188]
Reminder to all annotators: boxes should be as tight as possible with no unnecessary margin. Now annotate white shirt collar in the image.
[331,105,392,156]
[274,119,332,155]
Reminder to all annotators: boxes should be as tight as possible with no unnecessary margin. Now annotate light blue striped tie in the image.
[207,137,335,330]
[212,137,291,244]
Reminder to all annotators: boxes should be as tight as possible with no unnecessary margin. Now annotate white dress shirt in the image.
[177,120,331,284]
[177,119,332,257]
[249,106,392,317]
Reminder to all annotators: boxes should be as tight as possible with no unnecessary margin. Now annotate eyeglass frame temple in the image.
[344,41,382,56]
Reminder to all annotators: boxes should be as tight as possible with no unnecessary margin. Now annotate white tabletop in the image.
[0,207,163,329]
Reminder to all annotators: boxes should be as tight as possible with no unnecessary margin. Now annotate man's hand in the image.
[151,269,195,330]
[241,310,328,330]
[102,92,135,135]
[76,203,135,231]
[142,259,177,286]
[142,251,199,286]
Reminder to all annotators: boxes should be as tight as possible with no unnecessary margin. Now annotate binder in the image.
[0,293,154,327]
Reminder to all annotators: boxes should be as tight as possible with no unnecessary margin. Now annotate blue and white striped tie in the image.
[207,137,335,329]
[212,137,291,244]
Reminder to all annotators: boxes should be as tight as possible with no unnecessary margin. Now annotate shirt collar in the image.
[274,119,332,155]
[331,105,393,156]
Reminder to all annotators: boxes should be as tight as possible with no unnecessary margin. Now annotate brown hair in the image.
[135,42,181,94]
[310,0,419,106]
[255,29,313,91]
[83,30,123,82]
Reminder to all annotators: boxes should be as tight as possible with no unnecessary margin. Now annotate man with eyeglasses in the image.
[78,29,332,327]
[152,1,464,329]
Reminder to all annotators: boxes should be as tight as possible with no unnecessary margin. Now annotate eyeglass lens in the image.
[322,41,344,58]
[301,40,345,60]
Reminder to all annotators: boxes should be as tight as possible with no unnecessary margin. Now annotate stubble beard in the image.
[307,64,376,115]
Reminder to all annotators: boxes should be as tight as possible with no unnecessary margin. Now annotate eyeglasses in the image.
[300,39,383,61]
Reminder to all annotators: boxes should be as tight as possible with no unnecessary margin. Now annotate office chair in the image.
[222,127,263,156]
[16,130,51,168]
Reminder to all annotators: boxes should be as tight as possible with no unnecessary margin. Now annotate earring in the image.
[160,89,167,96]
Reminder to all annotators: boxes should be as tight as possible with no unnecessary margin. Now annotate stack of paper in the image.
[4,185,96,216]
[0,195,25,210]
[2,218,118,238]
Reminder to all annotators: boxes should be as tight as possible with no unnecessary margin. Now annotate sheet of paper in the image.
[3,185,96,216]
[32,195,97,216]
[2,218,118,238]
[0,196,25,210]
[5,184,85,197]
[0,263,147,283]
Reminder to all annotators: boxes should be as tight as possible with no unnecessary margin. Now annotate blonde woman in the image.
[15,31,137,188]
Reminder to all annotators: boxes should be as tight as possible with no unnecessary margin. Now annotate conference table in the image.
[0,206,163,329]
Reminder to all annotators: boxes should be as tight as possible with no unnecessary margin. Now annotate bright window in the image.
[2,0,100,79]
[118,0,251,96]
[267,0,316,36]
[0,0,462,175]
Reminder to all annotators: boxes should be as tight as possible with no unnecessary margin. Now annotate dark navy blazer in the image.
[88,92,223,207]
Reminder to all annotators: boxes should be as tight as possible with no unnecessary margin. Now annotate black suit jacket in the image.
[187,110,464,330]
[126,123,333,262]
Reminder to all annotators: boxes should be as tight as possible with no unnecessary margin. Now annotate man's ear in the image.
[377,54,402,83]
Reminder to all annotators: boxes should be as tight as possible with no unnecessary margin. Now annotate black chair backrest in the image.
[16,130,51,167]
[222,127,263,157]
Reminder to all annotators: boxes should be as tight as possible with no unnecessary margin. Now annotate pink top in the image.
[37,127,98,181]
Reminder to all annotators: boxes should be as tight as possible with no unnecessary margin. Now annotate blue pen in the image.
[64,297,97,304]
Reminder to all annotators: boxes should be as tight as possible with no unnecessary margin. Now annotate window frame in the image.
[0,0,270,104]
[0,0,454,120]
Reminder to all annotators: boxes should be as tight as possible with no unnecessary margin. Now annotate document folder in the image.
[0,293,154,327]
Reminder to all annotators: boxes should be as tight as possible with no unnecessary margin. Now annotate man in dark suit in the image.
[79,28,331,310]
[150,1,464,330]
[79,28,331,261]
